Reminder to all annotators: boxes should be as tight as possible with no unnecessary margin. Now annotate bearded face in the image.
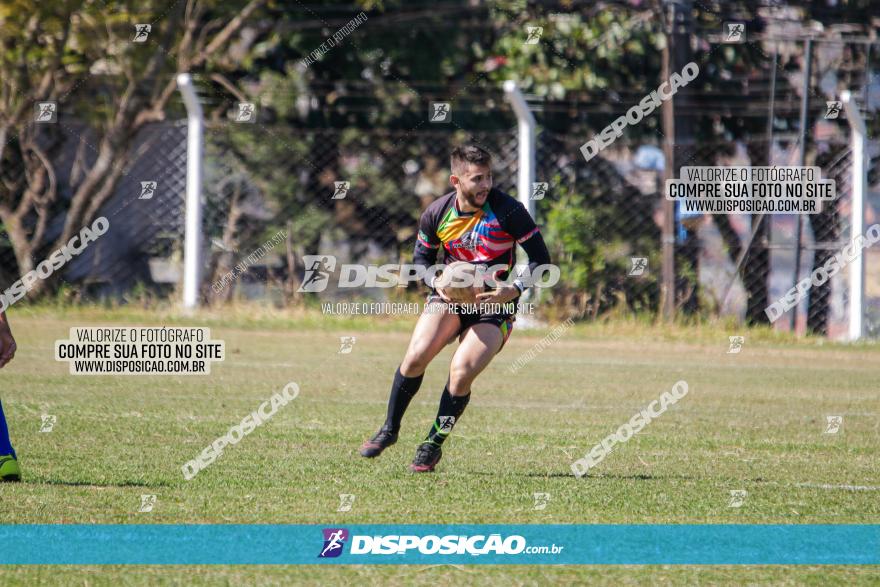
[452,163,492,209]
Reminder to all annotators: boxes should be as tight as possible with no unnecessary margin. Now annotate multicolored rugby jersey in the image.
[414,188,549,282]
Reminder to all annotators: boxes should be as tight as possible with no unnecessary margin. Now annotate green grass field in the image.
[0,306,878,585]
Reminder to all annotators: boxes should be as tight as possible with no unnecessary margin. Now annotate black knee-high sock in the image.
[424,382,470,446]
[382,366,424,433]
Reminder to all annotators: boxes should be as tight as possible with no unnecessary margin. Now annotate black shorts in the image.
[426,294,516,349]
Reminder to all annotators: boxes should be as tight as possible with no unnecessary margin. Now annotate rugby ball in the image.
[434,261,482,304]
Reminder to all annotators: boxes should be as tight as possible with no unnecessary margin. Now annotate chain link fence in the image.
[2,36,880,337]
[0,120,188,302]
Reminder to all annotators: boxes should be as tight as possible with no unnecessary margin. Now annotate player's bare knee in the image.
[448,378,471,396]
[401,350,430,376]
[448,363,476,395]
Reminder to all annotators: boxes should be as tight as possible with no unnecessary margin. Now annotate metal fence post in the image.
[177,73,204,309]
[841,90,866,341]
[503,80,539,309]
[790,38,813,332]
[503,80,536,218]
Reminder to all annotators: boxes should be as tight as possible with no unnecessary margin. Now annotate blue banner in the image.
[0,524,877,565]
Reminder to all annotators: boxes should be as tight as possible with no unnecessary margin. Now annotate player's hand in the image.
[433,274,477,304]
[475,285,520,305]
[435,287,454,303]
[0,322,17,369]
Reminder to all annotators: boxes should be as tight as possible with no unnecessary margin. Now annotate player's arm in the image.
[413,207,452,302]
[0,311,17,369]
[477,201,551,304]
[515,230,551,290]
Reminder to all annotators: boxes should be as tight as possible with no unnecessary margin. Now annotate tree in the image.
[0,0,265,295]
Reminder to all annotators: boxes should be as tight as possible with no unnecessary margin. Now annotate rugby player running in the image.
[359,144,551,472]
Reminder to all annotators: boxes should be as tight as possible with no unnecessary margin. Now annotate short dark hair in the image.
[450,144,492,175]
